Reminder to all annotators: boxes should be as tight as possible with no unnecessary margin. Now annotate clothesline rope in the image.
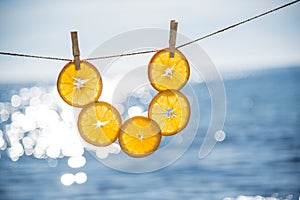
[0,0,299,62]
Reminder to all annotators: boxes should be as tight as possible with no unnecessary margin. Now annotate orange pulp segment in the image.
[57,61,102,107]
[119,116,161,158]
[78,101,122,146]
[148,48,190,91]
[148,90,190,136]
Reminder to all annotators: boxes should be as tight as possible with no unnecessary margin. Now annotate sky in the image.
[0,0,299,83]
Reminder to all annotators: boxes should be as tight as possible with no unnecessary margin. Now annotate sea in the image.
[0,66,299,200]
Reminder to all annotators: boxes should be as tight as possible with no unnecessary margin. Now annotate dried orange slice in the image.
[57,61,102,107]
[78,101,122,146]
[148,90,190,136]
[119,116,161,158]
[148,48,190,91]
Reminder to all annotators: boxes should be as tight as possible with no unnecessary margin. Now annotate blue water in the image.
[0,67,299,200]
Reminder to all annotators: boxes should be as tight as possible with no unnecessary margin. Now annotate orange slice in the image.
[57,61,102,107]
[119,116,161,158]
[148,48,190,91]
[78,101,122,146]
[148,90,190,136]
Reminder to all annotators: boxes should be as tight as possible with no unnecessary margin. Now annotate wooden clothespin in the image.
[71,31,80,70]
[169,20,178,58]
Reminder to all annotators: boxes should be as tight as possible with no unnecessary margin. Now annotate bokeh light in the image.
[74,172,88,184]
[67,156,86,169]
[0,86,87,165]
[222,194,295,200]
[60,173,75,186]
[214,130,226,142]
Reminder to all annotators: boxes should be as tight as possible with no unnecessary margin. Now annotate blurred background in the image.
[0,0,299,199]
